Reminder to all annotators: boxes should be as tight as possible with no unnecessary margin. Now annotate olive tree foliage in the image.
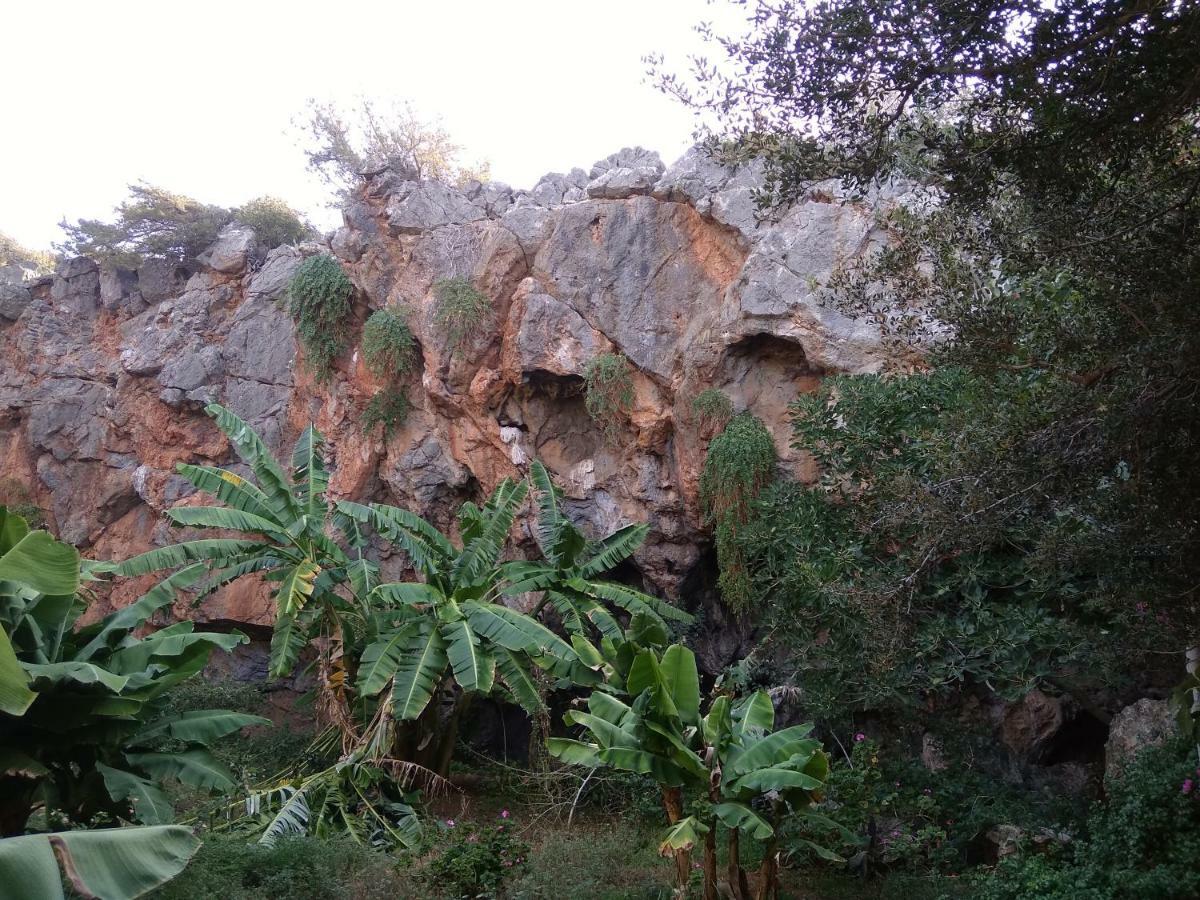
[56,183,233,268]
[650,1,1200,696]
[55,185,308,268]
[296,97,490,204]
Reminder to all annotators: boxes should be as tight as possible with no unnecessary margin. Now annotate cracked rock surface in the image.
[0,144,920,627]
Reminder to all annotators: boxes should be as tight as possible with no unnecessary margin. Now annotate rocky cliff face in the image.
[0,146,912,628]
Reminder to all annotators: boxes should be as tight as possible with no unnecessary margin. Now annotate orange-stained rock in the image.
[0,145,922,629]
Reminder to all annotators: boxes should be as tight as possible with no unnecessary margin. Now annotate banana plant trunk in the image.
[702,822,719,900]
[434,693,473,777]
[728,828,750,900]
[661,786,693,895]
[753,803,782,900]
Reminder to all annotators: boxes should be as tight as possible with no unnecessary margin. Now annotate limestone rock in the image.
[1105,697,1177,780]
[1000,689,1068,763]
[386,181,486,234]
[0,144,917,630]
[197,225,257,274]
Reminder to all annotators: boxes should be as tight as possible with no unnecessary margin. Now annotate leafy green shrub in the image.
[699,413,775,524]
[508,827,671,899]
[690,388,733,431]
[288,254,354,381]
[968,739,1200,900]
[0,478,44,529]
[56,183,232,267]
[361,389,410,438]
[432,277,492,352]
[361,309,417,378]
[584,352,635,439]
[234,196,308,248]
[698,413,776,612]
[427,812,530,899]
[148,834,404,900]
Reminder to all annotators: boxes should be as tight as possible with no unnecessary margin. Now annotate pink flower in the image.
[923,788,933,795]
[445,819,456,827]
[854,732,866,742]
[1183,779,1194,795]
[500,809,510,819]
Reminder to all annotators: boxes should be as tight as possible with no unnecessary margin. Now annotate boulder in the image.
[1105,697,1177,781]
[999,689,1069,763]
[197,225,257,274]
[386,181,486,234]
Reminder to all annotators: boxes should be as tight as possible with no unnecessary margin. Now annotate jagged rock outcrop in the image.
[0,145,916,627]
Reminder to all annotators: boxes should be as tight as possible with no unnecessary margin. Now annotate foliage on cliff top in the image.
[297,97,490,204]
[234,196,309,249]
[288,254,354,381]
[0,231,54,274]
[56,182,233,268]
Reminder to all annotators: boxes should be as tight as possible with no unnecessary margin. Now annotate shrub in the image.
[584,352,635,439]
[690,388,733,431]
[361,308,417,378]
[968,738,1200,900]
[288,254,354,381]
[699,413,776,612]
[507,827,671,899]
[427,812,530,899]
[0,231,54,273]
[234,196,309,248]
[432,277,492,352]
[148,834,403,900]
[361,389,410,438]
[56,182,232,267]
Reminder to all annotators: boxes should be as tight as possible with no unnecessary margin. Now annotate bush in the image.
[432,277,492,352]
[288,254,354,381]
[508,827,671,899]
[584,352,635,439]
[699,413,776,612]
[361,308,417,378]
[361,389,410,438]
[0,230,54,273]
[235,196,309,248]
[148,834,403,900]
[427,812,530,899]
[968,739,1200,900]
[56,183,232,267]
[690,388,733,431]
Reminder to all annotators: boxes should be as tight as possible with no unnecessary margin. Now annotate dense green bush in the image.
[432,277,492,352]
[698,413,776,613]
[361,309,417,378]
[583,352,634,439]
[56,183,232,267]
[968,739,1200,900]
[427,813,529,898]
[361,389,410,438]
[148,835,403,900]
[690,388,733,431]
[288,254,354,381]
[508,827,670,899]
[234,196,308,248]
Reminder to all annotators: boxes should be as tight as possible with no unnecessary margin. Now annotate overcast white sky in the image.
[1,0,743,250]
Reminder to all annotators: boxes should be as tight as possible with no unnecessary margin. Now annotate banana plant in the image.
[336,478,582,775]
[0,507,264,837]
[110,403,375,682]
[0,824,199,900]
[549,641,830,900]
[502,460,692,641]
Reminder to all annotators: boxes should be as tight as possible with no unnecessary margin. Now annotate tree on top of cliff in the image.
[296,97,489,204]
[56,182,233,268]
